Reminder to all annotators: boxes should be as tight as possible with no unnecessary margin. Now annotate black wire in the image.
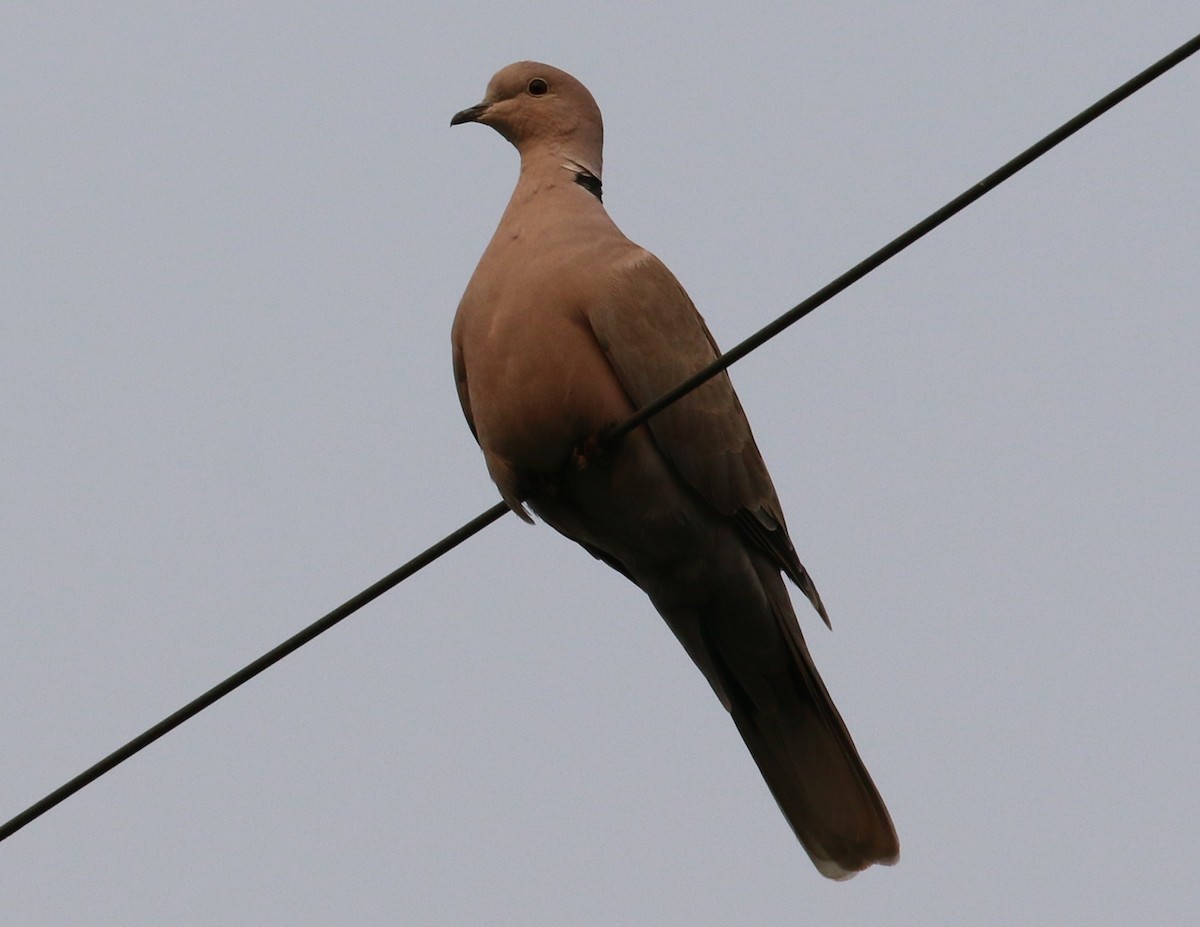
[3,31,1197,845]
[609,31,1200,442]
[0,500,508,843]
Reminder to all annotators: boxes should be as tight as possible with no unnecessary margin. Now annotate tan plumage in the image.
[450,61,898,879]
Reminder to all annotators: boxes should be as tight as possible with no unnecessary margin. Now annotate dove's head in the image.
[451,61,603,179]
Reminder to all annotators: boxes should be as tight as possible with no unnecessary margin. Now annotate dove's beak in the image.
[450,102,490,126]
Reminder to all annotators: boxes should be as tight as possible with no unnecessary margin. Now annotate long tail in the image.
[702,580,898,878]
[727,647,898,878]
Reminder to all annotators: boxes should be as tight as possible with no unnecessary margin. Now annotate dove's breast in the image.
[453,237,636,477]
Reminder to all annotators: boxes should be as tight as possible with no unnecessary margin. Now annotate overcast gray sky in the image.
[3,4,1198,924]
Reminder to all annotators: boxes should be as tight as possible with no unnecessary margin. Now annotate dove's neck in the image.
[513,145,604,205]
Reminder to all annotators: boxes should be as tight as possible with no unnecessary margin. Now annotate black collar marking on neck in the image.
[573,169,603,201]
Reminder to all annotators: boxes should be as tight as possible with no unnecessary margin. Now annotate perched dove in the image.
[450,62,898,879]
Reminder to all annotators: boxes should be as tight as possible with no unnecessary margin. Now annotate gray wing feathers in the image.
[589,253,827,619]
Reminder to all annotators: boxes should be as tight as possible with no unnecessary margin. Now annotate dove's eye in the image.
[527,78,549,96]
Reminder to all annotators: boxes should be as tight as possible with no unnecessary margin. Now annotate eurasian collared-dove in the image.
[450,61,898,879]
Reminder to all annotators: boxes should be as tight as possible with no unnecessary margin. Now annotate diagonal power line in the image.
[3,31,1197,845]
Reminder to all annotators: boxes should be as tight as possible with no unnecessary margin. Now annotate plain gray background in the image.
[3,4,1197,924]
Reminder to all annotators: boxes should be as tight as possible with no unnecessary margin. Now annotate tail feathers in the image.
[726,656,899,879]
